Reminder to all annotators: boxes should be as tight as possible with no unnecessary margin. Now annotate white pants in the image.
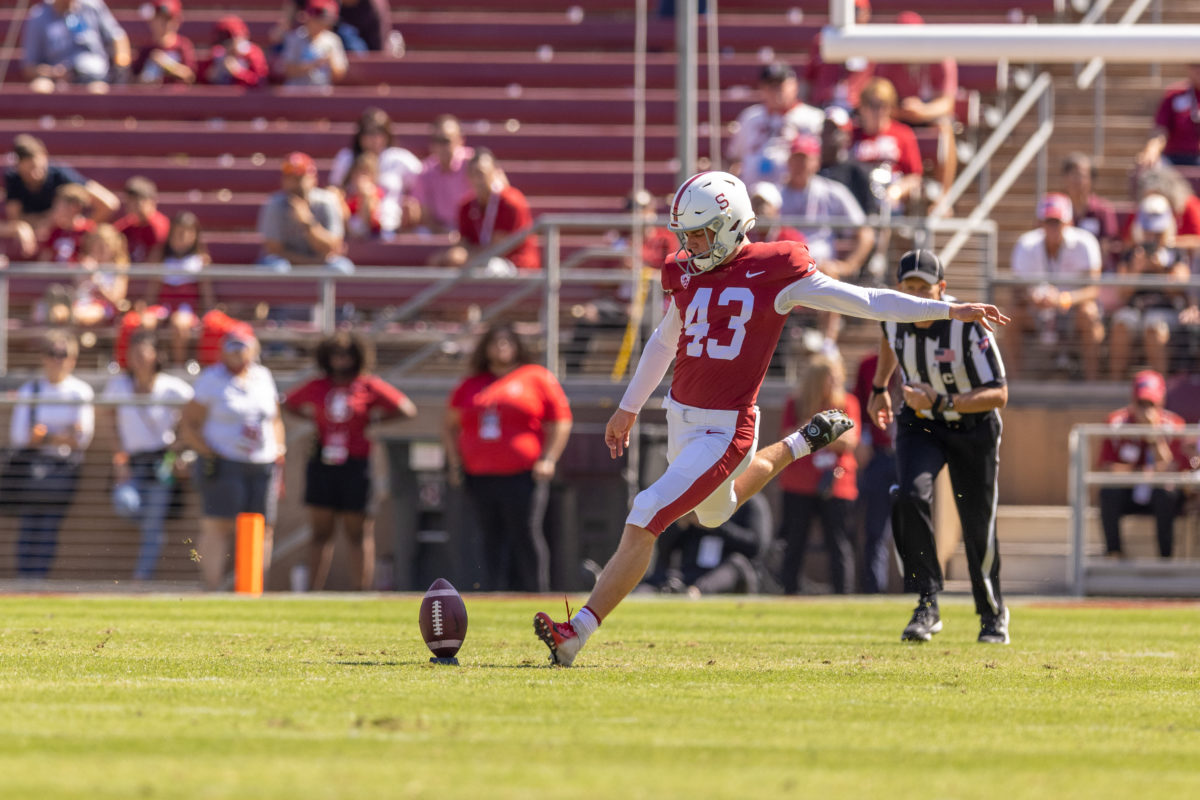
[627,396,760,535]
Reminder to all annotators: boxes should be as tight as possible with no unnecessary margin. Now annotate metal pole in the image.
[544,224,561,376]
[320,277,336,334]
[1068,427,1085,597]
[705,0,721,171]
[1035,88,1050,203]
[0,265,8,376]
[675,0,698,184]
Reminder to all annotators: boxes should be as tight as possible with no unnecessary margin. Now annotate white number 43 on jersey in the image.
[682,287,754,360]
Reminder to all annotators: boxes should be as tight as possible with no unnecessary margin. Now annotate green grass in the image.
[0,594,1198,799]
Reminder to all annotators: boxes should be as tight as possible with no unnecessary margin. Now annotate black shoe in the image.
[978,606,1010,644]
[901,600,942,642]
[800,409,855,453]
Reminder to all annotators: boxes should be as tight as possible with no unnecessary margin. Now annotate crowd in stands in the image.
[0,0,1197,590]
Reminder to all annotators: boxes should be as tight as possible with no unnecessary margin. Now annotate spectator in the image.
[5,135,119,232]
[131,0,196,85]
[780,133,875,281]
[200,16,269,87]
[442,324,572,592]
[38,183,97,264]
[327,107,423,234]
[8,330,94,577]
[1061,152,1119,272]
[873,11,958,200]
[283,331,418,591]
[72,223,129,326]
[747,182,805,245]
[20,0,131,86]
[1006,193,1104,380]
[414,114,474,234]
[804,0,873,110]
[852,351,897,593]
[338,0,393,52]
[819,106,879,218]
[1097,370,1190,559]
[727,62,825,188]
[775,353,861,595]
[1,220,38,259]
[147,211,214,365]
[257,151,355,274]
[1136,64,1200,168]
[104,330,194,580]
[638,495,773,596]
[276,0,349,87]
[340,153,384,239]
[1131,165,1200,252]
[114,176,170,264]
[850,77,924,211]
[434,149,539,273]
[179,328,286,591]
[1109,194,1192,380]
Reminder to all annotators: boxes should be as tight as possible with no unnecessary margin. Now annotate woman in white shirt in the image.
[8,330,94,577]
[103,330,194,580]
[327,107,423,234]
[179,327,286,590]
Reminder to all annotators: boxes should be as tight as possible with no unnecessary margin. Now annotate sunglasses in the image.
[44,350,70,360]
[429,136,452,144]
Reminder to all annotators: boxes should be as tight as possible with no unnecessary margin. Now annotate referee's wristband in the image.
[870,385,887,395]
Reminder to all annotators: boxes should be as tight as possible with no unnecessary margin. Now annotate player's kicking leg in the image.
[730,409,855,508]
[532,409,852,667]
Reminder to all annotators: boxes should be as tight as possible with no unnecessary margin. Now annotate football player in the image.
[534,171,1009,666]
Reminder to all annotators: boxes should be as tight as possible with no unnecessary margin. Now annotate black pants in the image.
[1099,487,1181,558]
[778,492,855,594]
[892,412,1003,616]
[463,471,550,592]
[17,461,80,577]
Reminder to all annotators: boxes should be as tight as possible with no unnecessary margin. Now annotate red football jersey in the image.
[662,240,815,410]
[284,375,410,459]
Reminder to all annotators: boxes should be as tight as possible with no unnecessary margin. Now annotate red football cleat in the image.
[533,611,582,667]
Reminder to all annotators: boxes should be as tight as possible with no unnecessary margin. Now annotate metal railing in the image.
[1068,423,1200,596]
[0,213,1001,381]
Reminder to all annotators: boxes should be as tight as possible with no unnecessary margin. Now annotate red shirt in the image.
[132,34,198,84]
[851,119,923,176]
[873,60,958,114]
[661,240,815,410]
[458,185,540,270]
[1097,407,1189,471]
[778,394,860,500]
[853,353,894,450]
[1117,194,1200,245]
[1153,83,1200,159]
[115,210,170,263]
[449,364,572,475]
[42,219,96,263]
[284,375,409,459]
[804,31,873,109]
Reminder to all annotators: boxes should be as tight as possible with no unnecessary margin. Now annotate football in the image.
[419,578,468,661]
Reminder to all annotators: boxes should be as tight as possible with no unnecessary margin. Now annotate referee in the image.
[866,250,1010,644]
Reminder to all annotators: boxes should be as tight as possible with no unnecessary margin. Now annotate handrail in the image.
[0,214,999,380]
[929,71,1053,220]
[1068,423,1200,596]
[937,72,1054,271]
[1076,0,1153,90]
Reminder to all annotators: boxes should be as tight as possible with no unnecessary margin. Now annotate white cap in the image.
[749,181,782,209]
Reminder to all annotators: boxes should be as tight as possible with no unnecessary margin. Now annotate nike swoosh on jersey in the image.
[746,270,765,278]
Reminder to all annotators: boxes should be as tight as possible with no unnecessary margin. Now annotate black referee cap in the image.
[896,249,945,285]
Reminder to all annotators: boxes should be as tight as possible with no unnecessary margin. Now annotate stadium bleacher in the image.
[1,0,1197,590]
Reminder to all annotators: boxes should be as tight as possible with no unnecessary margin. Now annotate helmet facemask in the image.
[673,221,731,275]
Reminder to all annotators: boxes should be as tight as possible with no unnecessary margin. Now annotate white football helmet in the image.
[668,171,757,275]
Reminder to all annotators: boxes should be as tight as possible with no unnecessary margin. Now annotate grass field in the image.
[0,593,1198,800]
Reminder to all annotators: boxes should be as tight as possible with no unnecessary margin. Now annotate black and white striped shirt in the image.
[881,317,1006,424]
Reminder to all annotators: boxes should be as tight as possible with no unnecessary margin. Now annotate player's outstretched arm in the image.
[948,302,1010,331]
[606,408,637,459]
